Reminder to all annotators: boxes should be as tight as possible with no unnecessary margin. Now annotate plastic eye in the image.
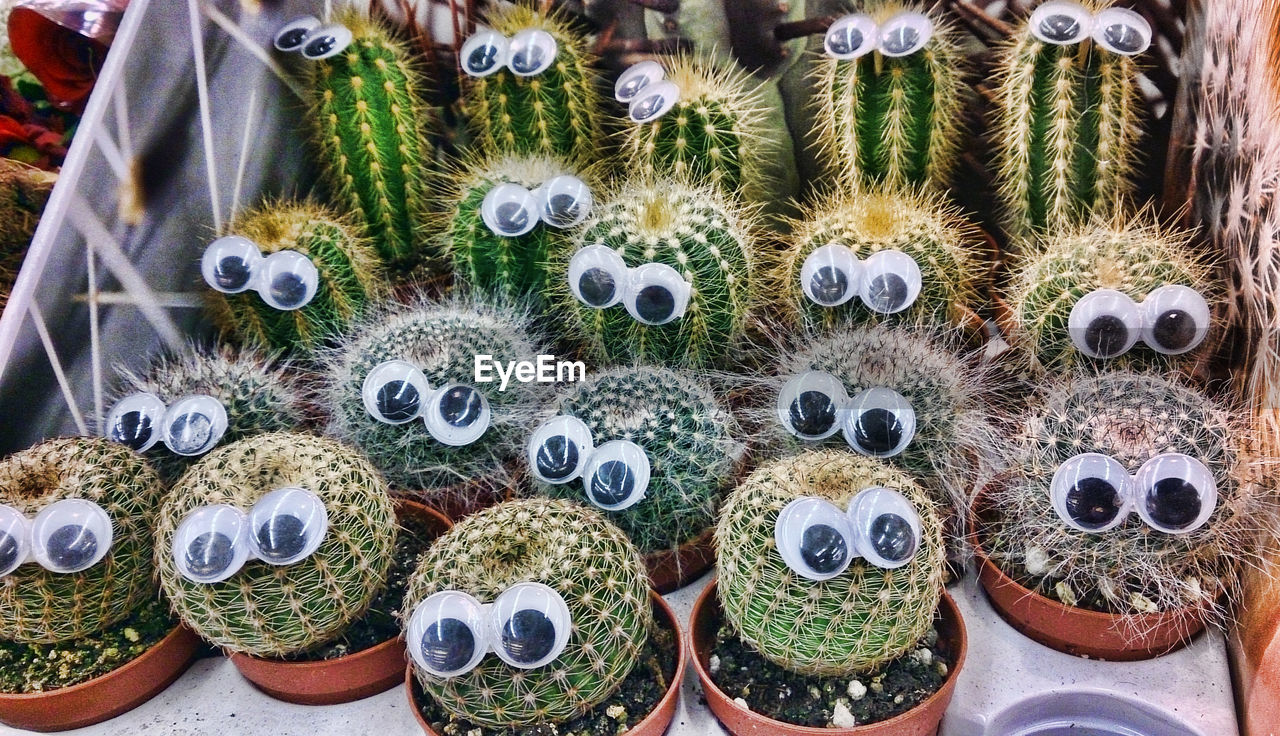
[1050,453,1134,533]
[490,582,572,669]
[459,29,509,77]
[161,395,229,457]
[774,497,855,581]
[201,235,262,294]
[171,504,250,584]
[824,13,878,60]
[568,244,628,309]
[30,499,112,574]
[1092,7,1152,56]
[615,60,665,102]
[800,243,862,307]
[860,250,922,314]
[1028,1,1092,45]
[301,24,354,60]
[362,360,430,425]
[1068,289,1142,359]
[628,80,680,124]
[0,506,30,577]
[274,16,321,52]
[877,11,933,57]
[624,263,691,326]
[537,175,592,229]
[776,371,848,441]
[842,387,915,459]
[527,415,594,484]
[506,29,557,77]
[103,392,166,452]
[407,590,488,677]
[581,440,650,511]
[847,487,921,569]
[1141,285,1210,355]
[424,384,492,447]
[256,250,319,311]
[247,487,328,565]
[1133,453,1217,534]
[481,183,539,238]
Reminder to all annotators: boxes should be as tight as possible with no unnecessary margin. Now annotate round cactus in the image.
[0,437,164,643]
[716,449,945,676]
[404,498,652,727]
[155,432,396,657]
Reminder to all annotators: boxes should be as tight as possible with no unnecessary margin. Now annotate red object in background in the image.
[7,0,127,113]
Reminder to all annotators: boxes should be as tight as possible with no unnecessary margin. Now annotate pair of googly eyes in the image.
[481,177,593,237]
[776,488,922,581]
[613,61,681,124]
[823,11,934,60]
[1028,2,1152,55]
[0,500,113,577]
[567,245,691,326]
[408,582,571,677]
[201,236,320,312]
[1068,286,1210,360]
[460,27,558,78]
[172,487,328,584]
[361,361,492,446]
[1050,453,1217,535]
[273,17,354,60]
[104,393,228,457]
[800,245,923,315]
[777,372,916,459]
[527,416,651,511]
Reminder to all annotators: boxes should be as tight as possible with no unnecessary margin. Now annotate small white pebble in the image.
[894,694,904,705]
[936,661,949,677]
[869,680,884,694]
[847,680,867,700]
[606,704,626,720]
[831,699,857,728]
[709,654,721,674]
[1130,592,1159,613]
[809,686,822,699]
[1055,581,1078,607]
[912,648,933,666]
[1024,545,1049,576]
[733,697,750,711]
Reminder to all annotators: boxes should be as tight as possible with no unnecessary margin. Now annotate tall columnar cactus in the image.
[0,438,163,643]
[155,432,396,656]
[716,450,945,675]
[404,499,652,727]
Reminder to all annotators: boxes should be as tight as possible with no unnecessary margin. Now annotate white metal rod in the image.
[188,0,224,233]
[28,302,89,436]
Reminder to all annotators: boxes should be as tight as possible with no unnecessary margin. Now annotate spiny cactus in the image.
[155,432,396,657]
[405,498,652,727]
[0,437,164,643]
[716,449,945,676]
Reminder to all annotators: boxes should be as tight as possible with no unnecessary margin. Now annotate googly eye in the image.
[30,499,112,574]
[824,13,878,60]
[459,29,509,77]
[103,392,166,452]
[801,243,862,307]
[527,415,594,484]
[1092,7,1151,56]
[1133,453,1217,534]
[0,506,30,577]
[581,440,650,511]
[274,16,321,52]
[877,11,933,57]
[615,60,665,102]
[161,395,229,457]
[1068,289,1142,359]
[568,244,627,309]
[846,487,921,569]
[1141,285,1210,355]
[247,487,328,565]
[424,384,492,447]
[490,582,572,669]
[1050,453,1134,533]
[256,250,319,311]
[361,360,429,425]
[506,28,557,76]
[201,235,262,294]
[301,23,354,60]
[842,387,915,459]
[776,371,848,441]
[860,250,922,314]
[537,175,592,229]
[172,504,250,584]
[1028,1,1092,45]
[625,263,691,326]
[481,183,539,237]
[407,590,488,677]
[628,80,680,124]
[774,497,855,581]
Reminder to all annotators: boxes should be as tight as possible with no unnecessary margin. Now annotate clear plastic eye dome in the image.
[842,387,915,459]
[274,16,321,53]
[860,250,922,314]
[172,504,250,584]
[824,13,878,60]
[847,487,921,568]
[104,392,166,453]
[1141,285,1210,355]
[537,175,593,229]
[30,499,112,574]
[777,371,848,441]
[362,360,429,425]
[507,28,558,77]
[1068,289,1142,359]
[481,182,540,238]
[877,11,933,57]
[301,23,354,60]
[1050,453,1134,533]
[460,29,509,77]
[201,235,262,294]
[528,415,594,484]
[1133,453,1217,534]
[424,383,492,447]
[801,243,862,308]
[628,80,680,124]
[247,487,328,566]
[407,590,488,677]
[256,250,319,311]
[581,440,650,511]
[0,506,30,577]
[161,395,229,457]
[1092,7,1152,56]
[774,497,855,581]
[1029,1,1092,45]
[625,263,691,326]
[568,244,628,309]
[615,60,665,102]
[490,582,572,669]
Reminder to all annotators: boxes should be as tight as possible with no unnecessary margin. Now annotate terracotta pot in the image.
[645,527,716,594]
[691,579,966,736]
[0,623,201,732]
[230,500,451,705]
[407,590,686,736]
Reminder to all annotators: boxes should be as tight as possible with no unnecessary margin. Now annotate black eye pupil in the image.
[537,435,579,481]
[799,523,848,574]
[256,515,308,563]
[1103,23,1143,53]
[501,609,557,665]
[589,460,636,507]
[851,407,905,455]
[546,193,579,221]
[789,390,837,438]
[578,268,617,307]
[868,513,915,563]
[511,46,547,75]
[215,257,253,291]
[1040,15,1081,42]
[439,387,484,428]
[168,412,214,455]
[270,273,308,307]
[48,524,97,570]
[278,28,309,50]
[185,531,236,578]
[304,34,339,58]
[1152,309,1197,351]
[865,273,909,312]
[809,265,850,306]
[1084,314,1131,357]
[1065,477,1123,529]
[494,201,531,234]
[1147,477,1203,529]
[633,93,665,120]
[618,76,647,98]
[0,532,21,572]
[635,284,676,322]
[421,617,476,673]
[111,410,153,451]
[376,380,421,422]
[828,28,863,56]
[467,46,499,72]
[881,26,920,55]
